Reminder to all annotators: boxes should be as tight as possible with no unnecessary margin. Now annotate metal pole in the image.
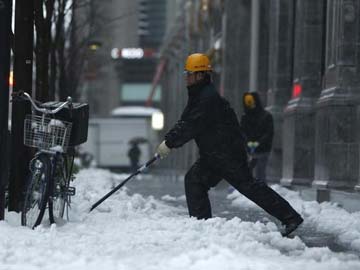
[249,0,260,92]
[8,0,34,211]
[0,0,12,220]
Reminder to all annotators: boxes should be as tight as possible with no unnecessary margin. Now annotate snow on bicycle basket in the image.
[24,115,72,153]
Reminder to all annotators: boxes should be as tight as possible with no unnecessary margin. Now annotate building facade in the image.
[76,0,167,116]
[75,0,139,116]
[159,0,360,194]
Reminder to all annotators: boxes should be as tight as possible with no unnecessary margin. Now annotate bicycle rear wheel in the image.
[21,154,51,229]
[49,155,72,222]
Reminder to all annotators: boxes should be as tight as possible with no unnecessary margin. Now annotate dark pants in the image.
[250,152,270,182]
[184,157,301,224]
[130,160,139,172]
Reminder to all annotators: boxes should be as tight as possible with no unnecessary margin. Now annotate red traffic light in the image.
[292,83,302,98]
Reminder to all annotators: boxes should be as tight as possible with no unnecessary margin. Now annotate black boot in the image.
[282,216,304,237]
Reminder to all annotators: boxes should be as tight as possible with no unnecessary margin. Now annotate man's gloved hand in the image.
[156,140,171,159]
[247,141,259,154]
[247,141,259,148]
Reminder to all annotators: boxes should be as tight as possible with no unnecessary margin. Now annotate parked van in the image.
[81,106,163,170]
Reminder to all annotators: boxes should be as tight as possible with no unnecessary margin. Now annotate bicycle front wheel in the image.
[49,177,67,222]
[21,154,51,229]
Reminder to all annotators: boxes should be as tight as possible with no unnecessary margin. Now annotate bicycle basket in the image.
[42,101,89,146]
[24,115,72,153]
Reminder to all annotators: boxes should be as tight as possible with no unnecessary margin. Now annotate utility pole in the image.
[0,0,12,220]
[8,0,34,211]
[249,0,260,93]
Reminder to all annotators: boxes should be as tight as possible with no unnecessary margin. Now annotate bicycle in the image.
[18,92,88,229]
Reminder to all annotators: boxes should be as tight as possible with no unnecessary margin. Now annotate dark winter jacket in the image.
[240,92,274,154]
[165,81,246,161]
[128,144,140,162]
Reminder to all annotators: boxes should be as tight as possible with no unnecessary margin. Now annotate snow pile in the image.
[161,194,186,202]
[228,184,360,251]
[0,169,359,270]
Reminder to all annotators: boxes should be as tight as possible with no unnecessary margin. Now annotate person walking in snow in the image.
[155,53,303,237]
[128,142,141,172]
[240,92,273,183]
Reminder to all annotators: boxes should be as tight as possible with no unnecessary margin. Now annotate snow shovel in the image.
[89,153,160,212]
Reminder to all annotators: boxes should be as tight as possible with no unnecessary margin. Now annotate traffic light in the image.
[292,83,302,98]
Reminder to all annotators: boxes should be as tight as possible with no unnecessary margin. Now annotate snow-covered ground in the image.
[1,169,360,270]
[228,185,360,252]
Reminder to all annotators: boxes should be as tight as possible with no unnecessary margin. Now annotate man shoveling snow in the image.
[156,53,303,237]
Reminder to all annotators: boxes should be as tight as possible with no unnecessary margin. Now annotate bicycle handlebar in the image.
[22,92,72,115]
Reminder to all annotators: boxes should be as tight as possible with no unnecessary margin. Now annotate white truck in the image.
[82,106,163,169]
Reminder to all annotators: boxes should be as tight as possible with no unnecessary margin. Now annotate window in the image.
[121,83,161,102]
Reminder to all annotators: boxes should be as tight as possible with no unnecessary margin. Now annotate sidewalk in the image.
[126,174,360,256]
[152,169,360,212]
[272,182,360,213]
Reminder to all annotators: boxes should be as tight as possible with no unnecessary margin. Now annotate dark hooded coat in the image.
[240,92,274,154]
